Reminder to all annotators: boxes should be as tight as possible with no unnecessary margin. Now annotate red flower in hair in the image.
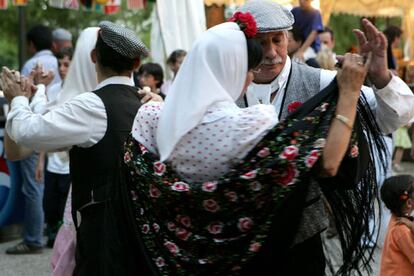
[229,12,257,38]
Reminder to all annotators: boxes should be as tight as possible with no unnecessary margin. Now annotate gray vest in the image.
[240,62,329,245]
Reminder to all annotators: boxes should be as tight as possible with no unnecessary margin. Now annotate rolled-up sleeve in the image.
[6,92,107,152]
[363,76,414,134]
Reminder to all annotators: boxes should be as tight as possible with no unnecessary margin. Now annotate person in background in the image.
[6,24,59,255]
[291,0,323,61]
[380,175,414,276]
[287,27,320,68]
[392,124,412,172]
[138,62,164,96]
[161,49,187,96]
[319,26,335,52]
[52,28,73,56]
[35,47,74,248]
[317,27,337,69]
[383,25,403,73]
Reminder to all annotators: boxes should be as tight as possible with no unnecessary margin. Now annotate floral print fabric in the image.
[124,86,358,275]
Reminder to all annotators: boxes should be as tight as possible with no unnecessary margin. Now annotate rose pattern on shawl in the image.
[207,221,224,234]
[139,144,149,154]
[249,242,261,252]
[238,217,253,232]
[175,228,192,241]
[171,182,190,192]
[124,151,131,163]
[164,241,179,256]
[153,223,160,233]
[155,257,165,267]
[350,144,359,158]
[279,145,299,160]
[149,184,161,198]
[276,164,299,186]
[123,84,347,275]
[202,181,218,192]
[240,170,257,180]
[142,224,150,234]
[305,150,319,168]
[225,191,238,202]
[257,147,270,158]
[176,215,191,228]
[203,199,220,213]
[154,161,166,176]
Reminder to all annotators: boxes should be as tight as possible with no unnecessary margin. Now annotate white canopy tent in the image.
[150,0,206,77]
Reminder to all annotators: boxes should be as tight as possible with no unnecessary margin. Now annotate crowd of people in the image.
[1,0,414,275]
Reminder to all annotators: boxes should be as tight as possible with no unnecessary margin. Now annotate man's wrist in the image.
[369,69,392,89]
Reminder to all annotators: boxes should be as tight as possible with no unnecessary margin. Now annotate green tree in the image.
[0,0,153,69]
[327,14,402,55]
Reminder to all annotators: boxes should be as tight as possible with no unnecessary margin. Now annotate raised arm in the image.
[321,53,371,176]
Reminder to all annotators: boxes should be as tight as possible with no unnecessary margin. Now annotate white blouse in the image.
[132,101,278,183]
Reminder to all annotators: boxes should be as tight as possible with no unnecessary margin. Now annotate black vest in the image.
[69,84,141,211]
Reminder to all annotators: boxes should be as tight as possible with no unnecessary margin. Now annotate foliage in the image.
[0,0,153,69]
[327,13,402,55]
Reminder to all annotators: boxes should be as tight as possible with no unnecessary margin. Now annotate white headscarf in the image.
[157,22,248,162]
[49,27,99,108]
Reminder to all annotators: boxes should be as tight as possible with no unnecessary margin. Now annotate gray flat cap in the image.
[237,0,294,33]
[53,28,72,41]
[98,21,149,59]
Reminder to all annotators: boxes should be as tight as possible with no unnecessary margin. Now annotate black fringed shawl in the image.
[122,79,386,275]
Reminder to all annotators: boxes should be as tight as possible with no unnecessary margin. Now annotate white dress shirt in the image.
[6,76,135,152]
[21,50,61,86]
[246,57,414,134]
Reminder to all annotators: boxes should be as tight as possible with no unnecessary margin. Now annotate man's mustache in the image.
[260,57,283,65]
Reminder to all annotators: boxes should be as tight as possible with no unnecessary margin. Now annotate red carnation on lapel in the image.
[288,101,302,113]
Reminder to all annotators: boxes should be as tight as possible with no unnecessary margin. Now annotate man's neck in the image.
[97,69,131,83]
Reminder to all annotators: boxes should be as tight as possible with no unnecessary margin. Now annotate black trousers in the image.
[43,171,71,226]
[279,234,326,276]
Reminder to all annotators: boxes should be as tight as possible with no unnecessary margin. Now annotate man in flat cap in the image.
[237,0,414,274]
[52,28,73,55]
[2,21,160,275]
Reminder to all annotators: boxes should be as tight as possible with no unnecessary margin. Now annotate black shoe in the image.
[6,242,43,255]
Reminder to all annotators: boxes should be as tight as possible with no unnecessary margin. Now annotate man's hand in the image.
[29,63,55,86]
[1,67,31,103]
[138,87,163,104]
[353,18,391,89]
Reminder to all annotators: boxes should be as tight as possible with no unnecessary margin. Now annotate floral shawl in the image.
[123,80,385,275]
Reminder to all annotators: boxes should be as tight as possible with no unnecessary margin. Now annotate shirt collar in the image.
[32,50,54,58]
[95,76,135,90]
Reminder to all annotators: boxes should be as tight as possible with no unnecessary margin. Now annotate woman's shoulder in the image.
[239,104,277,124]
[136,102,164,119]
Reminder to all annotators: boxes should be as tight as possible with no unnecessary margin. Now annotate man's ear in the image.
[90,49,97,64]
[407,198,413,210]
[133,58,141,71]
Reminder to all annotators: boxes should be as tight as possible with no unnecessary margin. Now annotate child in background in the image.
[137,62,164,96]
[392,125,412,172]
[380,175,414,276]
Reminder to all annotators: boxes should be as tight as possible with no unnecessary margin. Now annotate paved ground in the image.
[0,162,413,276]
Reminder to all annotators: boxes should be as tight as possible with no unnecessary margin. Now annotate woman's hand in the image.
[336,53,371,102]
